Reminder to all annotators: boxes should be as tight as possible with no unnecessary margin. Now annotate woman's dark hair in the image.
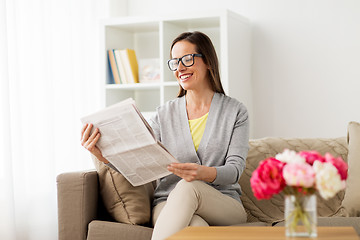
[170,31,225,97]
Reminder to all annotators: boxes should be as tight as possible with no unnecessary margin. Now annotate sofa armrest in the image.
[57,170,99,240]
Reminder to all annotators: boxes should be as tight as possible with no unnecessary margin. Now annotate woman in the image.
[81,31,249,240]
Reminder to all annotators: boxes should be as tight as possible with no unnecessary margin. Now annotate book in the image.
[81,98,178,186]
[114,49,128,84]
[108,50,121,84]
[120,49,139,83]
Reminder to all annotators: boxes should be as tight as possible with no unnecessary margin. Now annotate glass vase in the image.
[285,194,317,237]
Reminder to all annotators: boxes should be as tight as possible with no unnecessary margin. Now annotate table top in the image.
[166,226,359,240]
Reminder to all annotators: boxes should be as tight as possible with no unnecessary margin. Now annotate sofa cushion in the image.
[92,157,155,225]
[240,137,348,224]
[342,122,360,216]
[87,220,153,240]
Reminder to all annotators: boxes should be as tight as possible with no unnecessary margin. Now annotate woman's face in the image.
[171,40,209,92]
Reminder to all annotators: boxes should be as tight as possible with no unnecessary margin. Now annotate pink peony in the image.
[298,150,325,165]
[282,162,316,188]
[324,153,348,180]
[250,158,286,200]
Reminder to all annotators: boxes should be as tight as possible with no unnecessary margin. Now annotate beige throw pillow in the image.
[93,156,155,225]
[342,121,360,216]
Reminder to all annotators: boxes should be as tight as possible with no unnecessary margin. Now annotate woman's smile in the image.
[179,73,193,82]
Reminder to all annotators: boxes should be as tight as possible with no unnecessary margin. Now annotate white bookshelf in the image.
[99,10,252,123]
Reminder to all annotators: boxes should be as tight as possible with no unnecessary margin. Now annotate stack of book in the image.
[108,49,139,84]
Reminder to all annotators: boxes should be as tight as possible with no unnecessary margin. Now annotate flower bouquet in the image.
[250,149,348,237]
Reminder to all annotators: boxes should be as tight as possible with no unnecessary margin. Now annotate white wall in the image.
[121,0,360,138]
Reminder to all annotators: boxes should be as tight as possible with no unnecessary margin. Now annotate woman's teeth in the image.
[180,74,191,80]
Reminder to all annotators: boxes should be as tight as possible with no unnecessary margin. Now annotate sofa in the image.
[57,122,360,240]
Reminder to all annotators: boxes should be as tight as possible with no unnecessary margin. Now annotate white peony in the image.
[313,161,346,200]
[275,149,306,164]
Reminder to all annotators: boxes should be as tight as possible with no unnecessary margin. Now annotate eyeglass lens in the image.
[168,54,195,71]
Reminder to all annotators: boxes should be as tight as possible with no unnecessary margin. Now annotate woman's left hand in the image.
[167,163,217,183]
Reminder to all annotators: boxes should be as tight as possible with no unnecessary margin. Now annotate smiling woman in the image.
[150,31,249,240]
[168,31,224,99]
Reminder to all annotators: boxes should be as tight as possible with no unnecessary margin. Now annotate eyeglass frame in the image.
[167,53,203,71]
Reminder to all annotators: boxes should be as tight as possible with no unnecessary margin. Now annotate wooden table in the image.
[166,226,359,240]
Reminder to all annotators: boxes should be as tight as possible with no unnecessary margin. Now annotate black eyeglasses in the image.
[167,53,203,71]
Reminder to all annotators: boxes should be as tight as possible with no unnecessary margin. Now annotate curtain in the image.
[0,0,108,239]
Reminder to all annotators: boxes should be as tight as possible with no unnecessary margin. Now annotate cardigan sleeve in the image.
[211,103,249,185]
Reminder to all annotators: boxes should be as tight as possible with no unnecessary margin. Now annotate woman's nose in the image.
[177,60,186,71]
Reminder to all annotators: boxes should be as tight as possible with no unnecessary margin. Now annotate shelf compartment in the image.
[105,88,160,113]
[106,83,162,90]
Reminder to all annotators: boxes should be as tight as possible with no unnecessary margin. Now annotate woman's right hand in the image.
[80,123,109,164]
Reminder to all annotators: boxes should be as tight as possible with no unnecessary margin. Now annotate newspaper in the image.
[81,98,178,186]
